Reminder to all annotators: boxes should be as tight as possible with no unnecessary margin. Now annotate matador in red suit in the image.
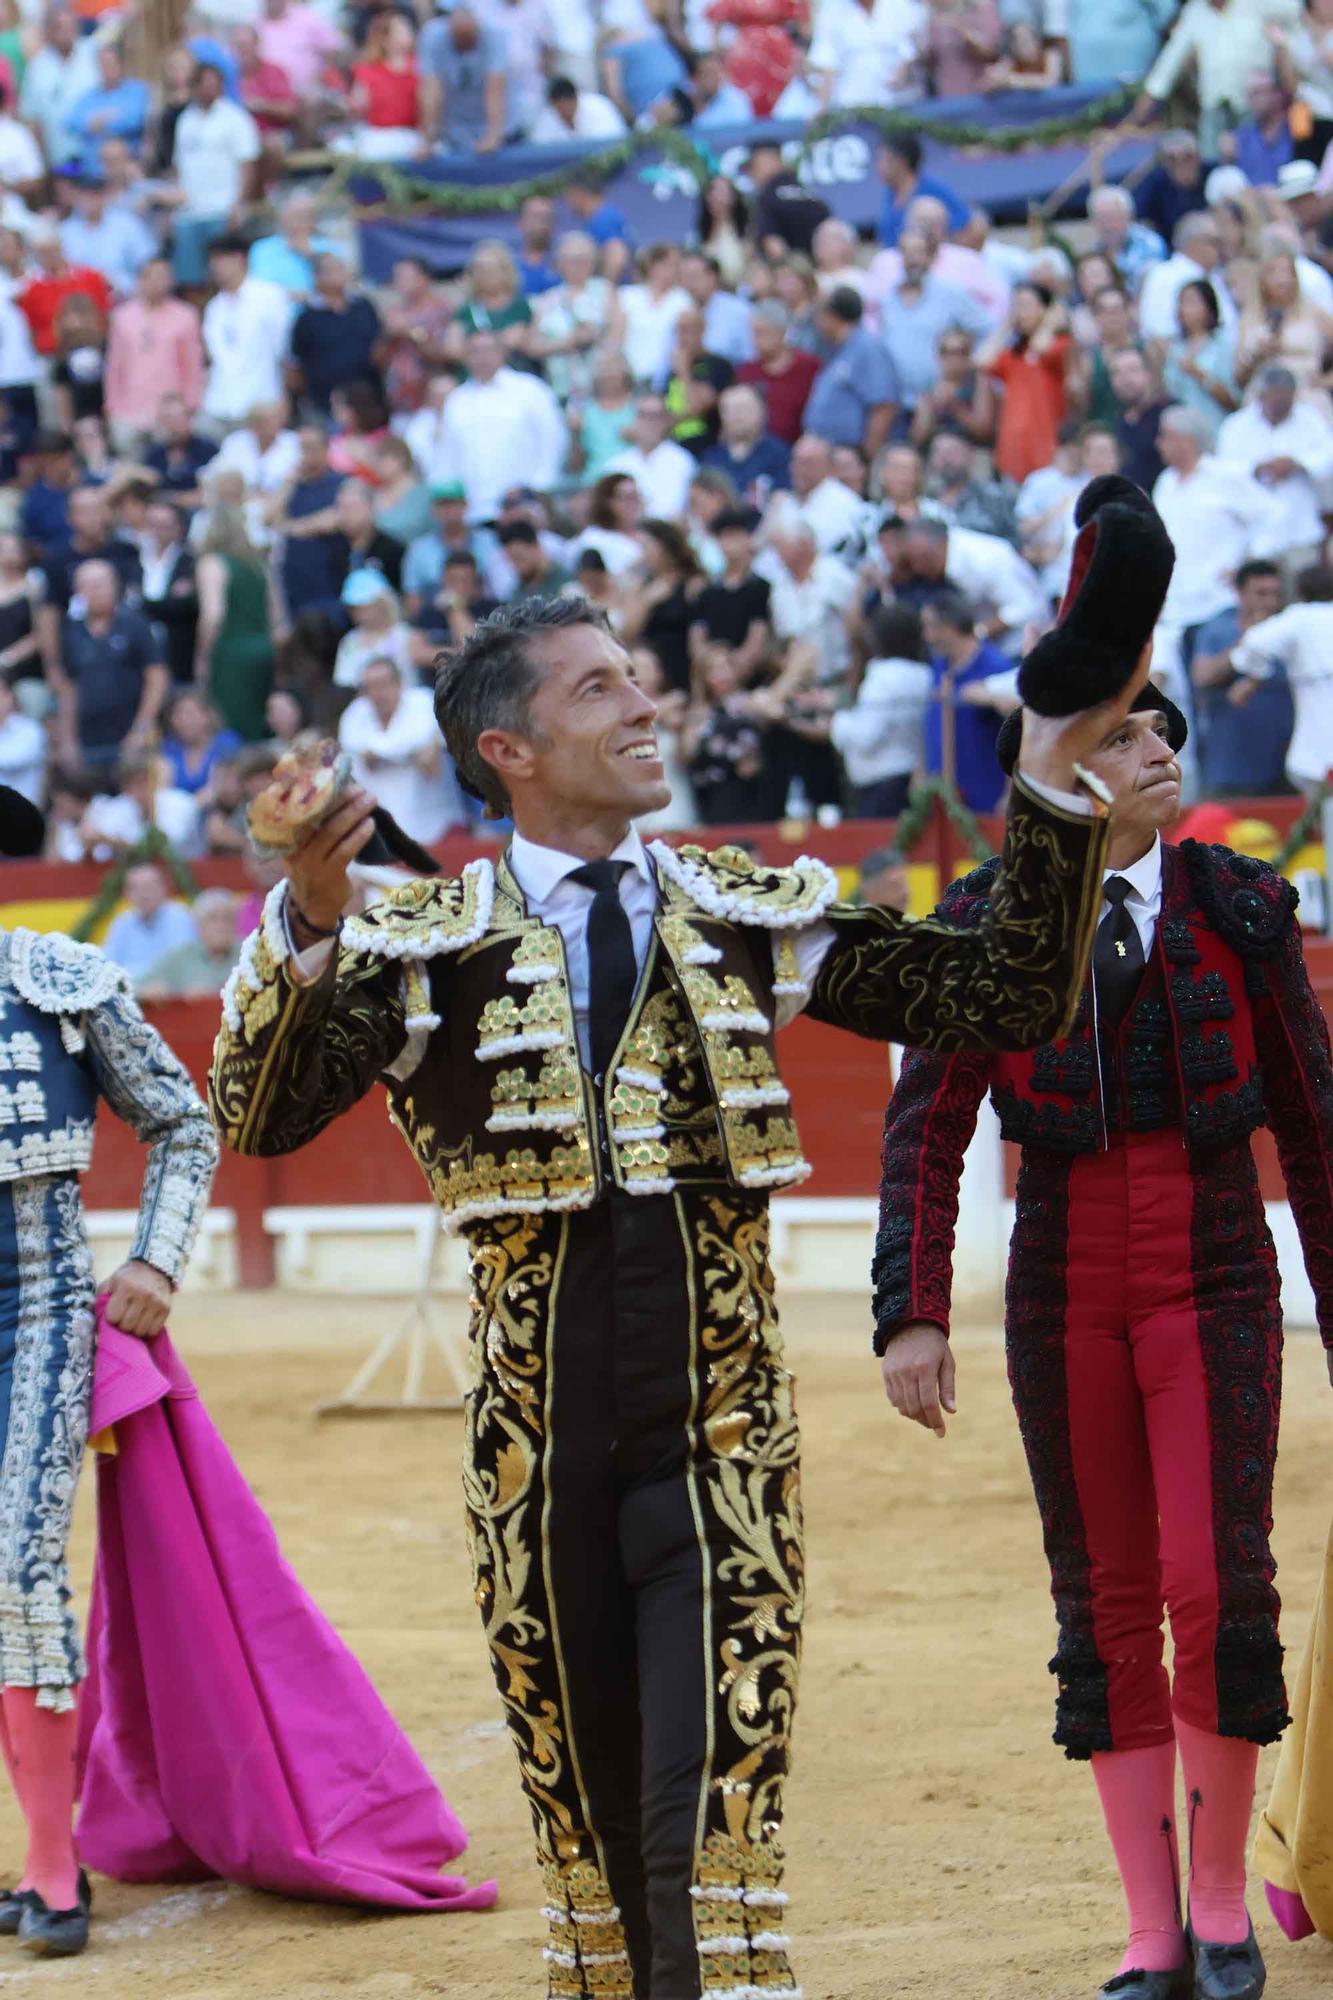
[875,680,1333,2000]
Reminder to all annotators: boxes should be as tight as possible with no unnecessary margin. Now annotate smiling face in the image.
[478,622,669,827]
[1084,709,1182,847]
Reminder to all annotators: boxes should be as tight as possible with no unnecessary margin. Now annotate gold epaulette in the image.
[341,860,496,961]
[648,840,838,931]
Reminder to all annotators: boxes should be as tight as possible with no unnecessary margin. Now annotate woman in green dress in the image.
[446,240,532,370]
[193,500,278,742]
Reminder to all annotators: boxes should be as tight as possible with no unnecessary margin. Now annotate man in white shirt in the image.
[1137,211,1237,343]
[768,522,856,684]
[607,393,695,519]
[1152,404,1282,631]
[529,74,626,139]
[437,327,566,522]
[619,246,690,387]
[902,516,1046,653]
[0,86,43,202]
[1231,563,1333,790]
[762,430,876,556]
[808,0,926,108]
[19,9,99,171]
[0,676,45,806]
[171,63,261,287]
[211,401,301,498]
[338,654,467,845]
[201,236,293,428]
[1215,364,1333,564]
[475,0,555,134]
[679,250,754,367]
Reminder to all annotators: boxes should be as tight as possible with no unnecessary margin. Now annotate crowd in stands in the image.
[0,0,1329,962]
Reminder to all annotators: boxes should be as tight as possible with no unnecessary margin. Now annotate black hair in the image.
[1235,558,1281,588]
[712,506,759,535]
[1177,276,1221,332]
[443,547,479,569]
[697,175,748,243]
[548,74,576,101]
[867,602,926,661]
[881,132,921,172]
[1296,564,1333,603]
[497,519,539,546]
[208,233,251,260]
[823,284,864,326]
[925,587,976,636]
[434,596,610,813]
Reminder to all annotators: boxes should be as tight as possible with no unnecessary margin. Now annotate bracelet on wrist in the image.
[289,898,342,942]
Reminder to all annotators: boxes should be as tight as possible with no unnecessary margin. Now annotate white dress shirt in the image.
[202,276,293,423]
[1231,600,1333,788]
[1151,457,1282,627]
[941,526,1047,641]
[529,92,626,141]
[1214,401,1333,552]
[435,368,567,523]
[1102,834,1163,962]
[606,439,696,519]
[1137,254,1237,345]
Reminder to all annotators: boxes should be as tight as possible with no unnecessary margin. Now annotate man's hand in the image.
[285,785,376,934]
[881,1322,956,1439]
[103,1259,173,1339]
[1017,638,1153,797]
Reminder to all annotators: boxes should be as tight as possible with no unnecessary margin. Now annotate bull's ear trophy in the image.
[1017,475,1176,716]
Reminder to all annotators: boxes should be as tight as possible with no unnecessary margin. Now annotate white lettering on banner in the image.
[641,132,875,203]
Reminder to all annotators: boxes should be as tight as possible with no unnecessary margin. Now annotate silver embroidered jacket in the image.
[0,928,217,1281]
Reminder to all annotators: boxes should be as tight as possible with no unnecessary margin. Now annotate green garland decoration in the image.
[71,830,201,945]
[325,84,1137,217]
[890,777,992,867]
[1272,780,1330,874]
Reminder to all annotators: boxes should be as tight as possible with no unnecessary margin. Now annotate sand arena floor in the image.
[2,1290,1333,2000]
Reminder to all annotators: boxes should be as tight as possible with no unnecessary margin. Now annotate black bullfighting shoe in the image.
[0,1888,37,1935]
[1186,1922,1266,2000]
[16,1893,89,1959]
[1099,1967,1193,1999]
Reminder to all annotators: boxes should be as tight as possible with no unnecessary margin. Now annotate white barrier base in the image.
[86,1209,238,1292]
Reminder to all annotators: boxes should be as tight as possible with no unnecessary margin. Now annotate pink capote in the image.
[75,1308,496,1913]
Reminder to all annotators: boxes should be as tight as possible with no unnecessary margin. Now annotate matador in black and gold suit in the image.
[210,781,1107,2000]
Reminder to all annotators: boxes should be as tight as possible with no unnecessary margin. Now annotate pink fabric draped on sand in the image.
[75,1309,497,1914]
[1253,1509,1333,1943]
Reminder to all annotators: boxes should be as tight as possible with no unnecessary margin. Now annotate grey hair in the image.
[193,888,238,923]
[1159,403,1212,445]
[433,596,609,813]
[1175,211,1216,250]
[750,298,789,332]
[1089,184,1133,218]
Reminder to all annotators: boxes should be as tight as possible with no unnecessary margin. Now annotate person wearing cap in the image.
[57,165,155,299]
[0,783,216,1960]
[401,480,486,612]
[876,670,1333,2000]
[332,567,413,690]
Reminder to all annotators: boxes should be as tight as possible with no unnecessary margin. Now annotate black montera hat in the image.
[0,786,45,858]
[995,682,1188,779]
[1017,476,1176,715]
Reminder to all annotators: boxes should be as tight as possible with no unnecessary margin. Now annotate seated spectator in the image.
[830,601,932,818]
[378,256,453,416]
[572,350,637,479]
[144,393,216,510]
[810,4,922,111]
[1108,345,1169,492]
[402,479,482,612]
[1235,246,1333,401]
[290,254,383,417]
[661,307,735,455]
[327,379,392,487]
[0,672,45,806]
[767,521,855,689]
[530,73,627,139]
[695,174,750,289]
[1138,211,1235,347]
[19,429,78,560]
[1227,66,1293,187]
[981,281,1075,484]
[18,225,111,361]
[529,232,624,404]
[619,518,705,693]
[925,430,1017,541]
[137,887,242,1000]
[560,175,633,284]
[738,300,820,445]
[334,568,414,689]
[103,862,199,978]
[683,47,753,125]
[701,382,791,507]
[608,391,698,517]
[202,235,294,431]
[417,4,506,153]
[1230,559,1333,795]
[82,751,202,859]
[680,249,753,368]
[983,15,1062,88]
[1216,363,1333,570]
[745,143,829,261]
[804,285,898,457]
[194,505,277,740]
[409,547,499,660]
[619,242,690,387]
[139,498,198,684]
[682,646,769,823]
[856,845,911,910]
[161,686,242,796]
[105,259,205,455]
[342,10,424,161]
[329,474,405,594]
[924,0,1000,93]
[1086,183,1166,293]
[1190,557,1295,796]
[1153,404,1284,637]
[40,482,143,690]
[265,687,307,748]
[1017,423,1119,596]
[212,400,300,502]
[879,231,990,428]
[897,515,1045,652]
[811,218,871,309]
[369,437,430,552]
[337,652,466,845]
[247,190,337,301]
[599,9,688,126]
[271,420,342,617]
[234,24,300,149]
[1156,276,1240,442]
[447,239,532,368]
[65,42,150,178]
[50,291,107,433]
[568,470,646,575]
[59,167,155,301]
[1133,130,1209,251]
[764,428,873,554]
[171,63,262,289]
[919,589,1013,811]
[496,519,571,602]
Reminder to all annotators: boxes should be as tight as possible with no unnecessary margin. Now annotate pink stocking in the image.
[1,1689,79,1909]
[1092,1742,1186,1975]
[1175,1716,1258,1946]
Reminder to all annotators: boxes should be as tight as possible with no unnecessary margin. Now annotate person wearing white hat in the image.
[332,568,415,690]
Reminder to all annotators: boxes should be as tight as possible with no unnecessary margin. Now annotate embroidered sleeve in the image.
[210,883,411,1157]
[804,779,1106,1053]
[82,987,219,1284]
[1251,921,1333,1345]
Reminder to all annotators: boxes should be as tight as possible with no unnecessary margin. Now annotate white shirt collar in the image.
[1105,833,1162,905]
[508,823,653,910]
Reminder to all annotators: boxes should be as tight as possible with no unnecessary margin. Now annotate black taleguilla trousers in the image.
[462,1188,804,2000]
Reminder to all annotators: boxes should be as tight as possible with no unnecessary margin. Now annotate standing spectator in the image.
[875,133,969,248]
[59,169,155,299]
[438,328,566,522]
[768,520,856,686]
[136,888,242,1000]
[812,217,873,304]
[899,515,1045,650]
[983,281,1074,484]
[1133,129,1210,247]
[160,687,241,795]
[530,73,627,138]
[0,287,41,462]
[0,531,42,692]
[1138,7,1298,158]
[661,307,734,455]
[878,230,990,425]
[83,761,203,872]
[1231,561,1333,793]
[104,257,205,452]
[925,0,1001,94]
[140,499,199,684]
[1230,65,1294,185]
[681,648,769,823]
[0,674,45,807]
[830,601,932,817]
[19,9,98,172]
[476,0,554,136]
[1086,184,1167,293]
[257,0,344,103]
[234,24,300,147]
[50,293,107,431]
[739,300,821,445]
[685,47,753,124]
[373,435,433,548]
[338,653,465,843]
[496,518,570,601]
[568,470,645,574]
[696,174,750,289]
[53,559,167,773]
[1108,345,1170,491]
[343,11,424,160]
[607,391,697,517]
[1068,0,1174,86]
[1157,277,1240,441]
[333,569,414,688]
[619,242,690,387]
[919,589,1011,811]
[331,476,405,591]
[561,173,634,283]
[246,189,336,299]
[201,235,292,429]
[766,428,873,552]
[17,227,111,359]
[40,482,141,637]
[803,285,899,456]
[702,382,791,504]
[65,43,150,178]
[289,253,382,415]
[746,142,830,259]
[103,864,199,979]
[273,420,344,616]
[679,249,753,367]
[1216,363,1333,567]
[809,0,924,110]
[529,231,623,404]
[327,379,391,484]
[1153,404,1281,635]
[144,393,216,508]
[513,194,561,295]
[1190,558,1294,794]
[418,3,507,151]
[377,256,452,415]
[1138,211,1235,344]
[194,504,276,739]
[692,507,771,670]
[211,399,299,502]
[18,428,78,559]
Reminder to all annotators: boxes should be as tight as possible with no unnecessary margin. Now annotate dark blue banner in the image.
[355,86,1150,279]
